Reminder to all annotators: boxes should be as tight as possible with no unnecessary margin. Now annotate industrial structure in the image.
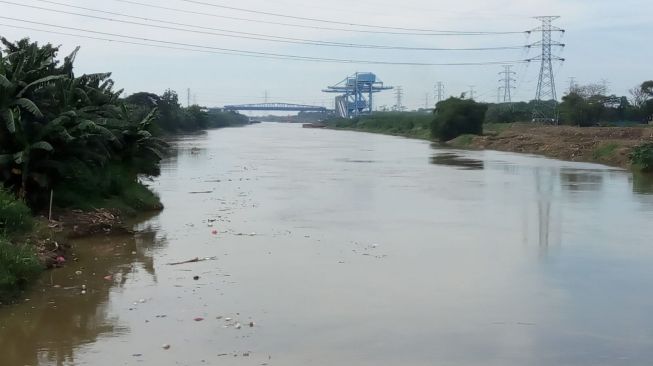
[323,72,393,118]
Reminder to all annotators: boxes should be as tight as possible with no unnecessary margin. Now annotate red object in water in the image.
[194,317,204,322]
[103,275,113,281]
[211,230,218,235]
[56,256,66,263]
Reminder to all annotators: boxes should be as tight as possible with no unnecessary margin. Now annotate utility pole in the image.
[394,86,404,111]
[264,90,269,104]
[529,16,565,123]
[187,88,191,107]
[468,85,476,100]
[435,82,444,103]
[498,65,516,106]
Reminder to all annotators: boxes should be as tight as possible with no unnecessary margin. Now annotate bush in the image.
[432,98,487,141]
[630,143,653,172]
[54,163,162,214]
[0,235,42,301]
[0,188,33,234]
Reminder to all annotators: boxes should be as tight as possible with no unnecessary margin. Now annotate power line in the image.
[0,1,531,52]
[112,0,524,36]
[178,0,525,34]
[0,17,532,66]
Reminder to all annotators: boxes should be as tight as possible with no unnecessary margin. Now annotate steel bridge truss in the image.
[224,103,328,112]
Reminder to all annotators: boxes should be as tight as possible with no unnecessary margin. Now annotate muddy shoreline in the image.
[28,208,148,269]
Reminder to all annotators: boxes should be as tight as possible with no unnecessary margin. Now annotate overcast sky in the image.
[1,0,651,111]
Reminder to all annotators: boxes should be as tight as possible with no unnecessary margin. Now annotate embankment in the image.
[450,123,653,170]
[328,116,653,170]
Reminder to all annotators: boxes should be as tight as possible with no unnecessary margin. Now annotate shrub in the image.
[432,98,487,141]
[630,143,653,172]
[0,188,33,234]
[0,235,42,301]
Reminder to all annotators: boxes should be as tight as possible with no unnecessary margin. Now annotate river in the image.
[1,122,653,366]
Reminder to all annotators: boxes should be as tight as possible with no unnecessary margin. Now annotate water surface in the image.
[1,123,652,365]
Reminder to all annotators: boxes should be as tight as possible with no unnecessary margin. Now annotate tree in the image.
[431,97,487,141]
[1,38,166,208]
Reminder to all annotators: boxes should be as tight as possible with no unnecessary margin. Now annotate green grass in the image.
[0,188,33,235]
[328,112,434,140]
[593,142,620,161]
[630,143,653,172]
[54,163,163,216]
[0,234,42,303]
[448,134,476,148]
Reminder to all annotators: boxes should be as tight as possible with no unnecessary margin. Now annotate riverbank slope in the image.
[451,123,653,169]
[328,116,653,170]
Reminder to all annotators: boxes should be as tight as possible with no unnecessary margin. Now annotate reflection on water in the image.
[430,152,485,170]
[633,172,653,194]
[2,124,653,366]
[560,168,605,191]
[0,226,166,366]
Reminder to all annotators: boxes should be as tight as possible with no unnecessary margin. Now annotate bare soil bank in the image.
[449,124,653,169]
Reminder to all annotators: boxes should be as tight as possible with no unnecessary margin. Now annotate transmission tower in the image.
[468,85,476,100]
[394,86,404,111]
[187,88,191,107]
[567,77,577,94]
[498,65,516,104]
[435,82,444,103]
[529,16,565,122]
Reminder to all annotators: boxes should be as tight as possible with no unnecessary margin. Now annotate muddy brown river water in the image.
[1,123,653,366]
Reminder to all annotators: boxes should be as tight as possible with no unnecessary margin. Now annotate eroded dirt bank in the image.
[450,124,653,169]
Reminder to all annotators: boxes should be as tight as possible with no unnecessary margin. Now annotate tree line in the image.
[1,37,248,211]
[485,81,653,126]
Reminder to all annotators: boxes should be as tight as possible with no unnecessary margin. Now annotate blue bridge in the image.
[224,103,328,112]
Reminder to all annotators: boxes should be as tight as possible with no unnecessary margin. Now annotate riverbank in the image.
[450,123,653,170]
[328,117,653,170]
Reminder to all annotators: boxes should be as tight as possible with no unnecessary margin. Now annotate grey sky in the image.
[1,0,651,110]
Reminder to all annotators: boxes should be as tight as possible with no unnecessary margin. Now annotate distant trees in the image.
[431,97,487,141]
[481,81,653,126]
[124,90,248,133]
[557,81,652,126]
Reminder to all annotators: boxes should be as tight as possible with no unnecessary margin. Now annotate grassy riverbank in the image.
[329,112,433,139]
